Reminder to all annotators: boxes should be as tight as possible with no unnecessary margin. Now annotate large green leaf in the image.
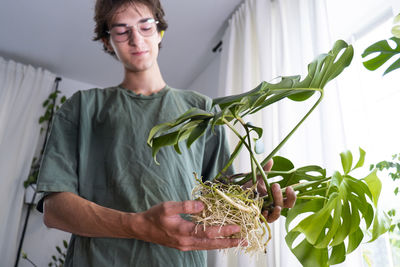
[267,156,328,197]
[148,40,353,163]
[147,108,213,163]
[362,37,400,75]
[279,150,389,267]
[285,231,329,267]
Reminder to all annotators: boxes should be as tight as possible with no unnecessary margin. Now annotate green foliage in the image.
[23,90,66,188]
[362,13,400,76]
[362,37,400,75]
[370,153,400,236]
[145,40,389,266]
[48,239,68,267]
[21,240,68,267]
[273,149,390,266]
[148,40,353,171]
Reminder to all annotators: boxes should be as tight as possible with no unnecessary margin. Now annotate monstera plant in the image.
[362,13,400,75]
[148,40,390,266]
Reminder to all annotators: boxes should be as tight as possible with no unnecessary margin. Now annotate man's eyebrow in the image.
[110,23,128,28]
[111,17,154,27]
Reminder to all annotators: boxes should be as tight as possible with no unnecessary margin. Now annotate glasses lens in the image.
[138,20,157,36]
[110,26,130,42]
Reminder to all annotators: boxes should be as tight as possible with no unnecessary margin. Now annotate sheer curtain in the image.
[209,0,358,266]
[0,57,56,266]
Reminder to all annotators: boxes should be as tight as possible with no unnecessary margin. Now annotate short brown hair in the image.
[93,0,168,57]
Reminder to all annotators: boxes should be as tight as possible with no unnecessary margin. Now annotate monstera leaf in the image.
[270,149,391,267]
[148,40,353,166]
[362,37,400,75]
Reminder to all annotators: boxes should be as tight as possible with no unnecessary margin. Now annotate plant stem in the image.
[242,88,324,183]
[241,121,257,184]
[214,140,244,181]
[261,88,323,166]
[222,118,273,202]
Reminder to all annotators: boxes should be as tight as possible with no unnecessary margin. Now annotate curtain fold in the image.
[212,0,354,266]
[0,57,55,266]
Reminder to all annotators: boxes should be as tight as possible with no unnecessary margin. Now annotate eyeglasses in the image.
[107,18,159,42]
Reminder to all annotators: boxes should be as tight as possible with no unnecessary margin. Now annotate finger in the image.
[194,224,241,239]
[163,200,204,216]
[263,159,274,172]
[265,205,281,223]
[284,186,296,208]
[257,180,267,196]
[188,236,246,251]
[271,183,283,208]
[256,159,274,194]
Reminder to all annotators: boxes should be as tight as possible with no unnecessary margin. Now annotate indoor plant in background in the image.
[16,81,68,267]
[148,40,391,267]
[361,11,400,266]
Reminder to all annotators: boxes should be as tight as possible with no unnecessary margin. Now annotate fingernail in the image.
[232,225,240,233]
[195,201,204,210]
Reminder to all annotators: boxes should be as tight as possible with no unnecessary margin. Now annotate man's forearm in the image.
[43,192,245,251]
[43,192,139,238]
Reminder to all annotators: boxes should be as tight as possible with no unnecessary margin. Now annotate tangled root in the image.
[191,173,271,254]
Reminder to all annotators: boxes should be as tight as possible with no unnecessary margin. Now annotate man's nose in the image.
[128,28,144,46]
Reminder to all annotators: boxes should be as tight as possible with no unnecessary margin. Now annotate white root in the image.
[191,174,270,254]
[214,188,254,213]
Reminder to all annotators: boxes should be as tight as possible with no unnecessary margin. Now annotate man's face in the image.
[105,3,162,73]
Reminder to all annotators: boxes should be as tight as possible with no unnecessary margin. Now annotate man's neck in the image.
[121,66,166,96]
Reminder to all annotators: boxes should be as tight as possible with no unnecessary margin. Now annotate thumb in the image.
[263,159,274,172]
[163,200,204,216]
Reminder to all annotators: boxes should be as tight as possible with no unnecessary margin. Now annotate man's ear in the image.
[102,37,114,53]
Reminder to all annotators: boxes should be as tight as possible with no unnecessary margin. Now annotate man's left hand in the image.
[243,159,296,223]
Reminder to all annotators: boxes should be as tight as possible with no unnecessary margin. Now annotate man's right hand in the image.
[44,193,243,251]
[134,200,244,251]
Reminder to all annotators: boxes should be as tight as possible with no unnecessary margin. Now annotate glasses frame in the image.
[107,18,159,42]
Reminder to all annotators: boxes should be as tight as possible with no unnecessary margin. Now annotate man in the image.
[37,0,296,266]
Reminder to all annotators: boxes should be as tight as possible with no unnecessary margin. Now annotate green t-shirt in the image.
[37,85,232,267]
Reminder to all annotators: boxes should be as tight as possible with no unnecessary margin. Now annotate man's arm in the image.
[43,192,243,251]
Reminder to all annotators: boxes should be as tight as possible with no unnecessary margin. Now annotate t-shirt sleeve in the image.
[36,93,80,212]
[201,104,234,181]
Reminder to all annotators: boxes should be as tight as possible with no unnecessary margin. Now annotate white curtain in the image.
[0,57,56,266]
[209,0,361,266]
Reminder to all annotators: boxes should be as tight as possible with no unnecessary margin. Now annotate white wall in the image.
[187,52,222,98]
[17,76,98,267]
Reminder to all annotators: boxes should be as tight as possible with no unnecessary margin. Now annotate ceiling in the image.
[0,0,243,89]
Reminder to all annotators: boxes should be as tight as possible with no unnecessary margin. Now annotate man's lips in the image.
[131,50,148,56]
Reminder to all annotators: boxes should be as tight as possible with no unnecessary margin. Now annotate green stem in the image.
[297,195,327,200]
[222,118,273,202]
[286,177,331,192]
[224,169,298,182]
[245,88,324,181]
[242,121,257,184]
[214,139,244,181]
